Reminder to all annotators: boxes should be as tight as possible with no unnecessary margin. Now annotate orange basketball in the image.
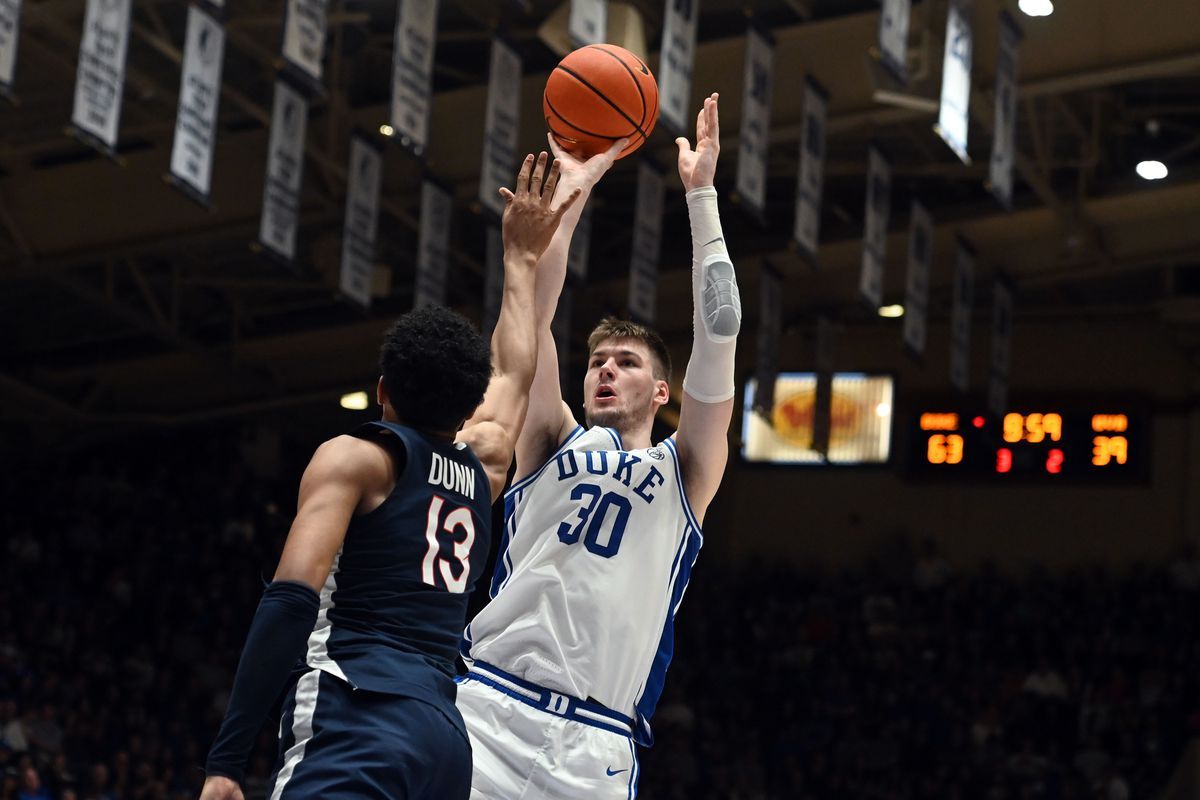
[543,44,659,160]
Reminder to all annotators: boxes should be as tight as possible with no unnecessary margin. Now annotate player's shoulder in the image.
[307,433,397,489]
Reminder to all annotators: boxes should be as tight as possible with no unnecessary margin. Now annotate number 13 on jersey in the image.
[422,496,475,593]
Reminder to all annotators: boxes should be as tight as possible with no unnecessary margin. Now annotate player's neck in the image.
[382,409,457,442]
[613,423,653,451]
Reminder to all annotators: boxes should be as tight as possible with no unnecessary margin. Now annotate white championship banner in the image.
[735,25,774,219]
[949,239,975,393]
[628,162,664,323]
[71,0,132,152]
[339,136,383,309]
[657,0,698,136]
[753,265,781,418]
[0,0,22,97]
[902,200,933,357]
[568,0,606,47]
[479,37,522,218]
[169,5,225,205]
[990,12,1021,209]
[483,224,503,337]
[259,80,308,264]
[389,0,439,156]
[859,146,891,309]
[988,277,1014,417]
[553,285,573,393]
[793,77,828,260]
[259,80,307,262]
[281,0,328,88]
[878,0,911,83]
[415,179,452,308]
[566,198,593,283]
[936,0,974,164]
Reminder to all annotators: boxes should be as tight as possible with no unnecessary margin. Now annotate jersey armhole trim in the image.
[603,427,623,449]
[505,425,586,499]
[662,437,703,538]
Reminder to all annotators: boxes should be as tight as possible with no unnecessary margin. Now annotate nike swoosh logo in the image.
[704,236,725,246]
[606,767,629,777]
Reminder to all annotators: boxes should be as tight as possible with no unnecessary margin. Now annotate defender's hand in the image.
[199,775,244,800]
[499,152,584,262]
[545,134,626,196]
[675,93,720,192]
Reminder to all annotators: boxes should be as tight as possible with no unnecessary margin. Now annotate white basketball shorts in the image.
[455,669,641,799]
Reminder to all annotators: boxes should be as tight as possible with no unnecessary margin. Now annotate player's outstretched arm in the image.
[458,153,583,502]
[512,136,624,479]
[673,94,741,524]
[202,436,387,798]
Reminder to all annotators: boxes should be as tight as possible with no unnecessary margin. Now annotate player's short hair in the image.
[379,306,492,431]
[586,317,672,382]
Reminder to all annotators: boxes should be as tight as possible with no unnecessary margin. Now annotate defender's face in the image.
[582,338,666,430]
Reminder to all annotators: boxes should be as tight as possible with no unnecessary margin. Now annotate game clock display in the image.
[906,407,1146,481]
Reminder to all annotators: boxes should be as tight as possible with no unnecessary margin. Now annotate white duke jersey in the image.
[462,425,703,745]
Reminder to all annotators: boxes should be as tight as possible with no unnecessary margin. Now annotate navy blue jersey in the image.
[302,421,492,716]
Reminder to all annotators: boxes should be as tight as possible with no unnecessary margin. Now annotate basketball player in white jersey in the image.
[456,94,740,798]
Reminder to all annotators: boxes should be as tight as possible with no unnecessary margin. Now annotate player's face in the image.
[582,338,667,431]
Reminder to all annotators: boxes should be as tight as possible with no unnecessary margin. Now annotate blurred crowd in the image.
[3,433,1199,800]
[639,541,1200,799]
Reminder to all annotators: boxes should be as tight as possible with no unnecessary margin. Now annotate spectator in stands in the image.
[16,766,51,800]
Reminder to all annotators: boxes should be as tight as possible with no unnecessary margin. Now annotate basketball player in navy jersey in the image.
[457,94,741,797]
[198,153,582,800]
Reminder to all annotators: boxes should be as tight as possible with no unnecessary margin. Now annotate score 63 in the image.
[927,434,964,465]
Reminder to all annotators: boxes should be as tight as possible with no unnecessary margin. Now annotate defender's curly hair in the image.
[379,306,492,432]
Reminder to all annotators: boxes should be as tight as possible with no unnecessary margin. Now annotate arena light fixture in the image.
[379,124,395,137]
[1136,160,1168,180]
[1018,0,1053,16]
[878,304,905,318]
[340,391,370,410]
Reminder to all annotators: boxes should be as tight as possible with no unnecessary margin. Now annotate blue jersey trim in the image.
[661,437,703,538]
[487,494,521,598]
[632,522,702,748]
[486,426,586,603]
[604,427,623,450]
[505,425,586,499]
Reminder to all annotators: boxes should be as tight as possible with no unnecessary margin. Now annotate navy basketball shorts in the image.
[269,668,471,800]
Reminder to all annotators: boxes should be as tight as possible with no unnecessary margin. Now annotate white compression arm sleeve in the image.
[681,186,741,403]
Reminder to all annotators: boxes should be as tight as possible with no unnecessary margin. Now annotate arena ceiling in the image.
[3,0,1200,442]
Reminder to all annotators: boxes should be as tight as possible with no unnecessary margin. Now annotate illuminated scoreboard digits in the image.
[909,406,1145,481]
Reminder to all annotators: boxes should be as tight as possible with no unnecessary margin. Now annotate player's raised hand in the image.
[546,133,626,195]
[498,152,584,262]
[199,775,244,800]
[675,93,720,192]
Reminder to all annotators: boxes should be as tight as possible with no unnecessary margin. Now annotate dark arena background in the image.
[4,0,1200,798]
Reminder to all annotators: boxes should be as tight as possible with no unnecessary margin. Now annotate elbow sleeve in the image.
[682,187,741,404]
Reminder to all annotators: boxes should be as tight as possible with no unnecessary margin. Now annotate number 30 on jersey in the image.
[556,483,631,558]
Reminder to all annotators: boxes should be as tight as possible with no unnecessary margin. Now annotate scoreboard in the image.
[905,405,1147,481]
